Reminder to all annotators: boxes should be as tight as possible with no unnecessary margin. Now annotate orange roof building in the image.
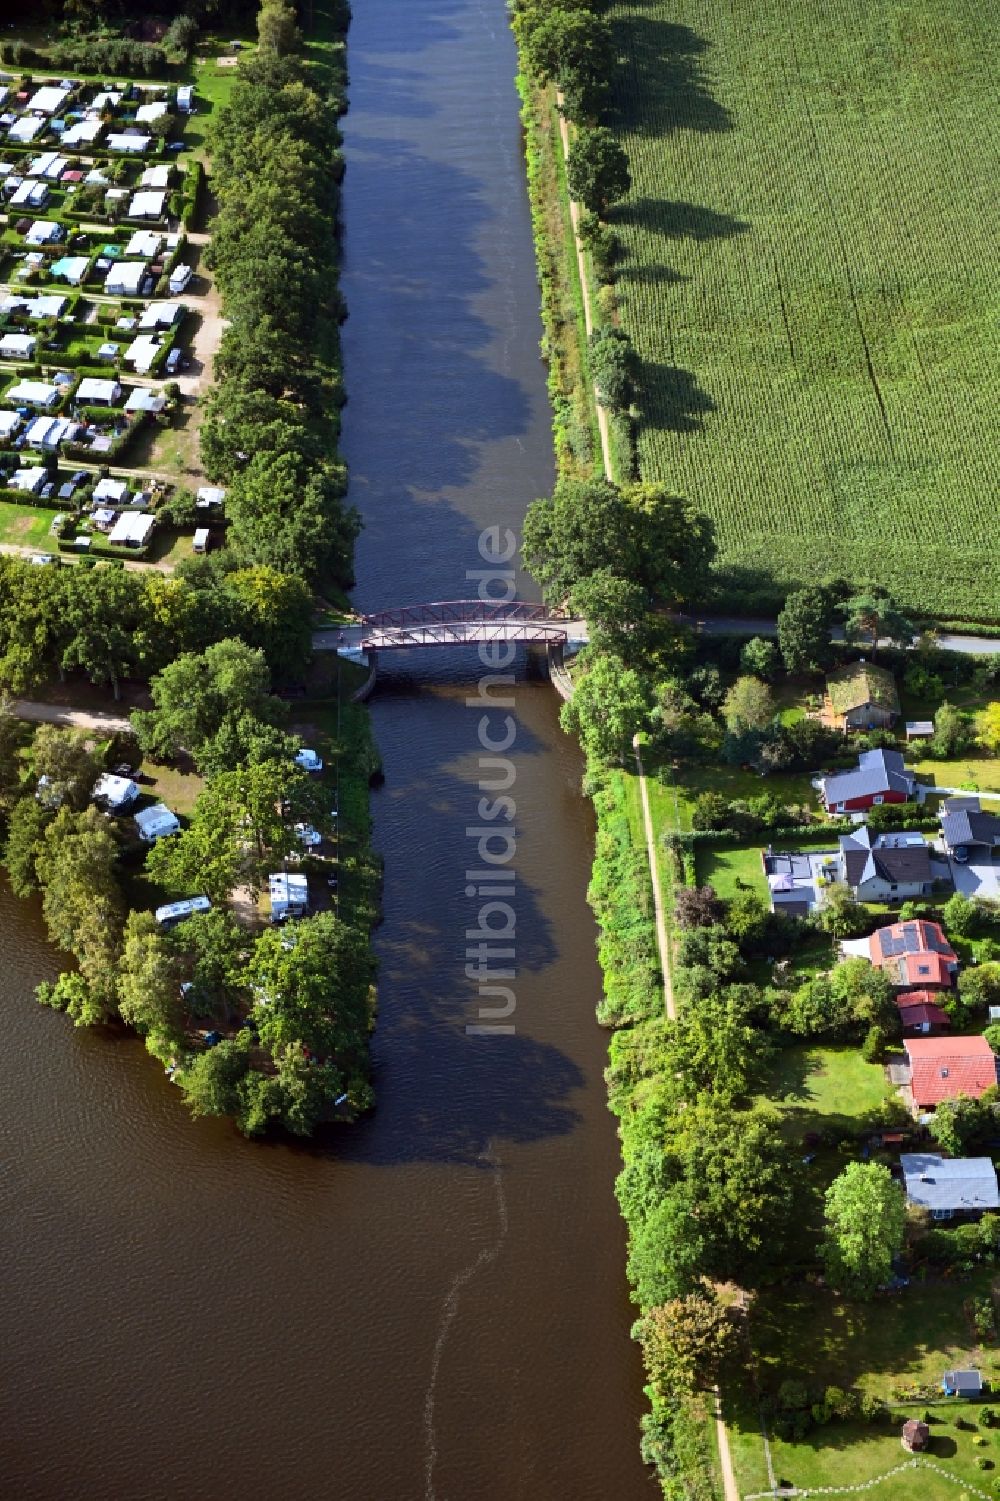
[868,920,958,990]
[906,1036,997,1109]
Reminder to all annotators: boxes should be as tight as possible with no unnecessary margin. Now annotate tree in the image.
[627,1184,706,1307]
[58,567,146,698]
[35,806,125,1016]
[0,695,28,810]
[828,957,895,1032]
[930,1093,998,1158]
[566,126,631,215]
[623,484,716,607]
[673,885,723,930]
[167,907,249,1022]
[959,963,1000,1013]
[30,725,103,812]
[842,589,914,655]
[132,637,286,769]
[568,568,649,663]
[514,4,614,122]
[178,1035,251,1121]
[4,796,52,896]
[560,653,651,765]
[257,0,301,56]
[118,911,186,1058]
[722,675,774,732]
[978,703,1000,755]
[822,1162,904,1298]
[248,911,374,1062]
[932,701,970,759]
[36,971,106,1029]
[636,1291,738,1395]
[777,587,837,675]
[944,890,978,938]
[740,636,779,680]
[819,883,868,939]
[523,477,639,603]
[588,326,637,411]
[668,992,769,1102]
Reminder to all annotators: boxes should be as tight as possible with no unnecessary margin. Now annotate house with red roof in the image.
[905,1037,997,1109]
[897,991,951,1035]
[843,919,958,991]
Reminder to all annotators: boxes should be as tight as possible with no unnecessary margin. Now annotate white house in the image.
[125,229,162,258]
[93,772,140,810]
[0,293,67,320]
[11,466,47,494]
[25,219,61,245]
[24,416,78,450]
[0,411,21,439]
[124,334,162,373]
[124,388,166,415]
[107,512,155,548]
[0,333,36,359]
[176,86,194,113]
[6,380,59,407]
[11,179,49,209]
[196,486,226,509]
[136,101,168,124]
[91,91,122,113]
[192,527,210,554]
[62,120,103,148]
[50,256,89,285]
[93,477,128,505]
[138,301,183,331]
[27,151,66,180]
[8,117,45,145]
[837,827,934,903]
[104,262,147,298]
[134,803,181,843]
[76,377,122,406]
[140,164,172,189]
[127,192,165,221]
[269,872,309,923]
[28,86,71,115]
[107,133,151,153]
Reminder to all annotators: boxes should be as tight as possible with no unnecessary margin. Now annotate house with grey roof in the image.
[940,798,1000,862]
[902,1154,1000,1220]
[820,748,918,815]
[838,826,932,902]
[762,847,838,916]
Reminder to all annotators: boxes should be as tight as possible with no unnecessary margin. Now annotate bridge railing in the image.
[362,599,567,630]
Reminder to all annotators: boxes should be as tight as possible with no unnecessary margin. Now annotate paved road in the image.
[683,614,1000,656]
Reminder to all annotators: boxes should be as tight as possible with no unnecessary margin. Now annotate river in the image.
[1,3,649,1497]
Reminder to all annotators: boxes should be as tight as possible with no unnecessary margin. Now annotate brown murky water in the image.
[1,4,649,1496]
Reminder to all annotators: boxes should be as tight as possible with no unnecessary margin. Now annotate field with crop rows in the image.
[608,0,1000,621]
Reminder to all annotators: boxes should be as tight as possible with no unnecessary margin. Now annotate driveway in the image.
[948,856,1000,901]
[12,699,133,734]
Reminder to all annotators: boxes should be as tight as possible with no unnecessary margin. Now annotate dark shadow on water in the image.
[612,18,734,136]
[615,197,749,242]
[638,357,715,435]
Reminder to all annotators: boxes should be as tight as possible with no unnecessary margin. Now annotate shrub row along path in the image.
[552,90,738,1501]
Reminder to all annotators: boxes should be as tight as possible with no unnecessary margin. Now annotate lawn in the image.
[695,832,837,899]
[607,0,999,622]
[765,1043,892,1137]
[912,759,1000,796]
[0,499,61,549]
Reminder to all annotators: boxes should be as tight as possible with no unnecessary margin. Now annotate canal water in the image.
[2,3,649,1497]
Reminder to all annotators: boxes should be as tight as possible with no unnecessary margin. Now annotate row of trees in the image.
[0,551,312,698]
[201,0,359,586]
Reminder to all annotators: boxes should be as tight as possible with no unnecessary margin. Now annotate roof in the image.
[896,992,951,1029]
[107,133,151,152]
[822,749,915,806]
[108,512,155,546]
[901,1154,1000,1213]
[104,262,146,294]
[28,86,70,113]
[906,1036,997,1107]
[93,772,139,807]
[827,661,900,717]
[93,477,127,503]
[76,377,120,403]
[840,826,931,889]
[5,379,59,405]
[869,920,958,989]
[134,803,180,837]
[138,301,183,330]
[944,1369,983,1393]
[269,872,309,909]
[124,388,166,413]
[942,807,1000,850]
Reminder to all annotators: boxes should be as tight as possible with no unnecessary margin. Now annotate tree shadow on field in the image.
[612,17,733,136]
[638,357,715,435]
[615,197,749,243]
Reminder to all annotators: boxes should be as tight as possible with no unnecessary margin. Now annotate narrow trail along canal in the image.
[2,2,649,1496]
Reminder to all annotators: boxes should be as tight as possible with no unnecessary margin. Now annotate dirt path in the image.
[632,735,675,1020]
[12,698,132,733]
[555,99,613,478]
[0,541,174,574]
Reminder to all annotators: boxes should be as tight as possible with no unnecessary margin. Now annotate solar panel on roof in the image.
[904,927,920,952]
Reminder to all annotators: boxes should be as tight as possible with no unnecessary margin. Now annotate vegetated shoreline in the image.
[0,0,382,1140]
[514,39,721,1501]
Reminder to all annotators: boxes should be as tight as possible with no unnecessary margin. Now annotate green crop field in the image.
[608,0,1000,622]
